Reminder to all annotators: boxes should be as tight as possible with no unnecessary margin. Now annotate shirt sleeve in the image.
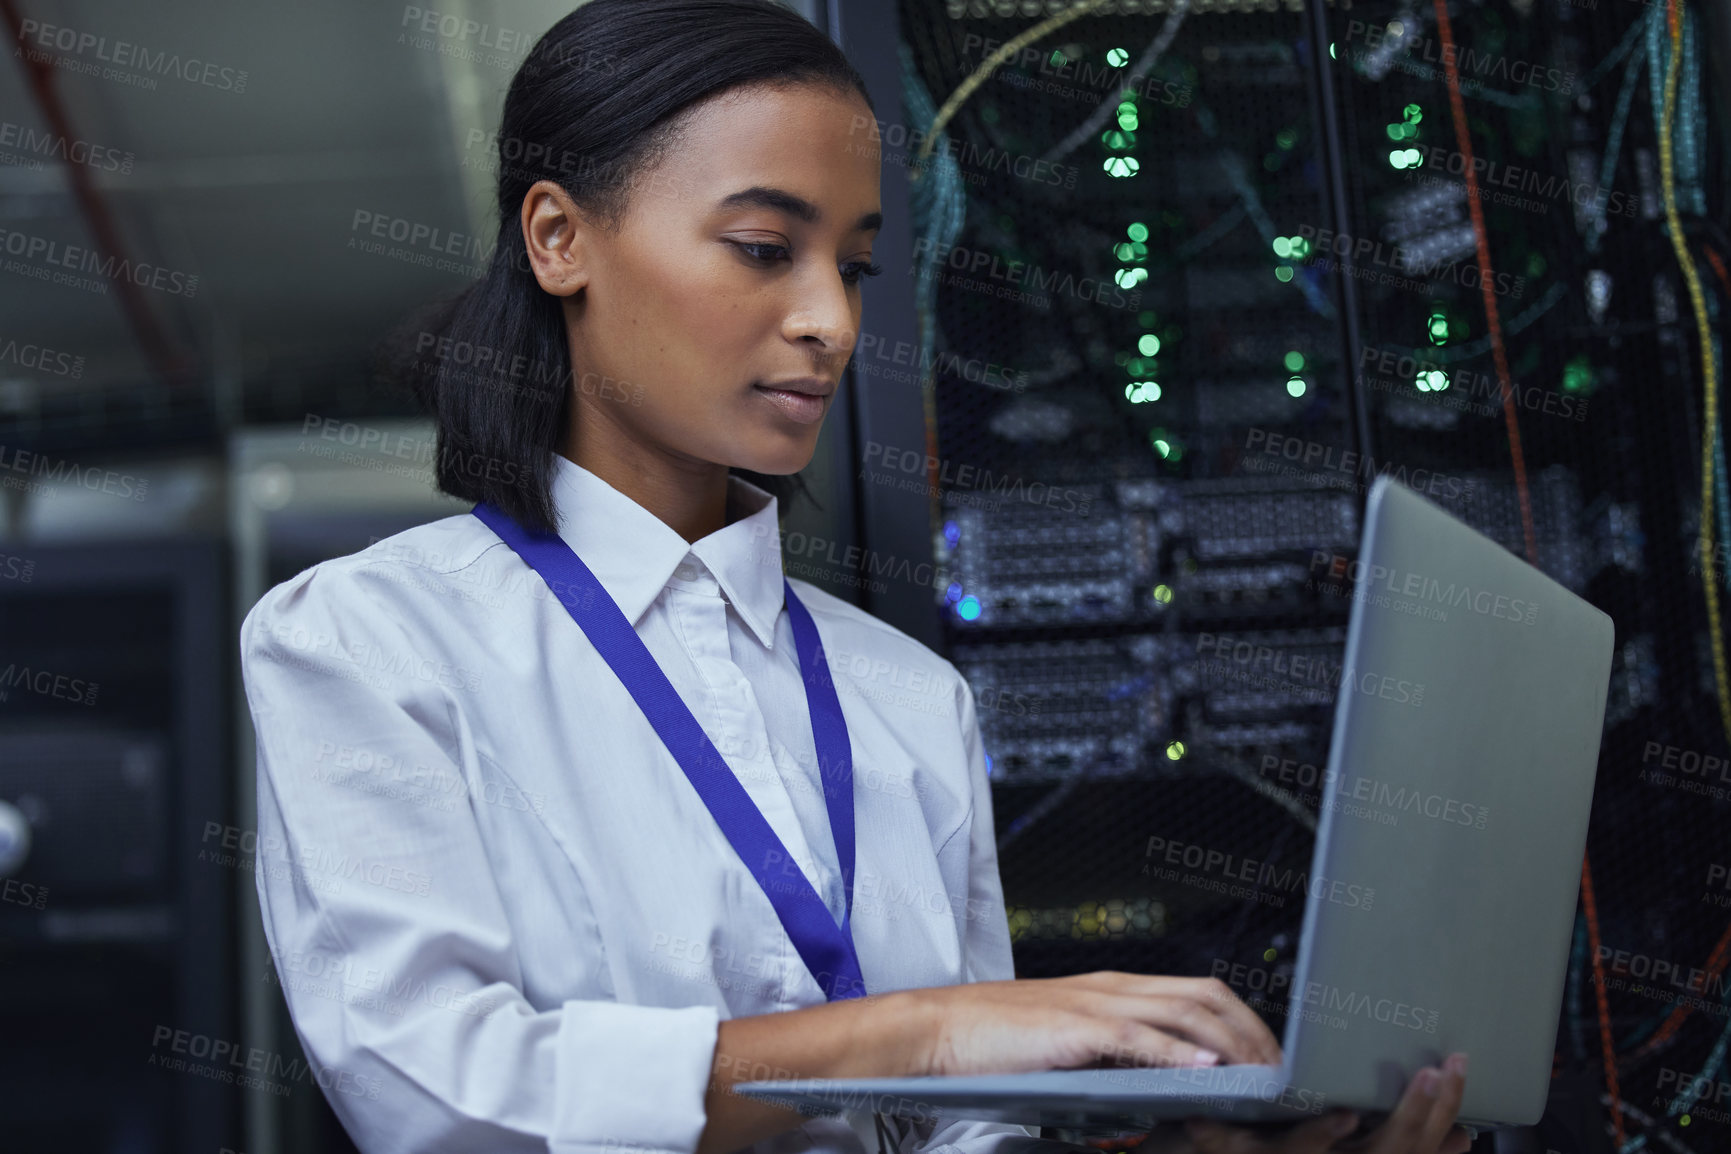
[242,560,720,1154]
[901,672,1044,1154]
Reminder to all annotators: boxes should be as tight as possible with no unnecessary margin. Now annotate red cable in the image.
[1425,0,1624,1143]
[1426,0,1537,563]
[1704,245,1730,296]
[1,0,193,385]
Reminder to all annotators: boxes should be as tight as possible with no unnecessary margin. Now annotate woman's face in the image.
[521,81,882,478]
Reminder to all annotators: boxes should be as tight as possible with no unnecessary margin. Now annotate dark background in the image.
[0,1,1724,1152]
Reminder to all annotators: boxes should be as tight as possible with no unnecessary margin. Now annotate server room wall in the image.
[878,1,1728,1150]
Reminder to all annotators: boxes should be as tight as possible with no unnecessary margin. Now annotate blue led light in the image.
[946,582,964,602]
[943,520,960,545]
[957,595,982,620]
[984,752,994,777]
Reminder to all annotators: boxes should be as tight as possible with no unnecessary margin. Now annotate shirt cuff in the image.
[551,1000,721,1154]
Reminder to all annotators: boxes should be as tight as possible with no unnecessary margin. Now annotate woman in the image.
[240,1,1471,1152]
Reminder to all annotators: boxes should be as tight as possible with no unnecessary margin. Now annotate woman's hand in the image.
[909,971,1284,1076]
[1163,1053,1472,1154]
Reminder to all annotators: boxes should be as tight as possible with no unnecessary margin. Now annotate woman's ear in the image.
[520,179,592,298]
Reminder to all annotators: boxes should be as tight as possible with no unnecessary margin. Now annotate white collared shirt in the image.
[240,454,1043,1154]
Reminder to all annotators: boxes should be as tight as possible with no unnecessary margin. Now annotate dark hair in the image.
[380,0,875,534]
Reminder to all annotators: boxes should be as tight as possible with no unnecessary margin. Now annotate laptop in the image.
[737,476,1616,1134]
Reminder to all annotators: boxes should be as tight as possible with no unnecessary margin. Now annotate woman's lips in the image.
[753,384,827,424]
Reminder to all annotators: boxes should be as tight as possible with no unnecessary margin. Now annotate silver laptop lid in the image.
[1279,477,1613,1125]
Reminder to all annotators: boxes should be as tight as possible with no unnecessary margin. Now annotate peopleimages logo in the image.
[1342,20,1574,94]
[1308,551,1540,627]
[910,238,1142,311]
[1295,224,1526,299]
[1243,428,1475,502]
[1260,755,1491,830]
[1395,142,1637,220]
[1211,959,1441,1033]
[15,19,250,92]
[848,115,1079,189]
[860,440,1094,515]
[0,120,134,174]
[1142,835,1377,909]
[1195,632,1426,707]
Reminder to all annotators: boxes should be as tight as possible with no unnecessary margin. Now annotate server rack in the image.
[847,0,1730,1147]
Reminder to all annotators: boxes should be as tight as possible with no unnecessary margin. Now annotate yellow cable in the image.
[914,0,1113,169]
[911,0,1114,541]
[1660,0,1731,744]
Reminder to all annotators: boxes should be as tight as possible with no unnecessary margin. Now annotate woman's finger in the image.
[1081,1015,1237,1071]
[1410,1054,1468,1154]
[1125,975,1284,1065]
[1075,990,1275,1068]
[1065,973,1283,1066]
[1350,1058,1464,1153]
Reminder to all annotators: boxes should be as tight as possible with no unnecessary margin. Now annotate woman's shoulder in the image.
[240,512,506,654]
[785,576,970,704]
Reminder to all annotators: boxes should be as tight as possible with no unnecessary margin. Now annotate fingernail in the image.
[1447,1052,1468,1078]
[1330,1112,1359,1136]
[1419,1068,1441,1098]
[1193,1049,1220,1065]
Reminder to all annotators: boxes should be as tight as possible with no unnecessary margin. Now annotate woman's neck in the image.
[563,410,733,544]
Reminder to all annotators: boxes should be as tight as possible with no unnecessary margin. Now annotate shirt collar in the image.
[548,454,786,649]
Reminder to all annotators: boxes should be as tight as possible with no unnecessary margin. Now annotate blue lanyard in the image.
[472,501,867,1001]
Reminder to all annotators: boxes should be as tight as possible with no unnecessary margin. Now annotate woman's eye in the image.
[735,241,790,264]
[841,261,883,286]
[732,242,881,285]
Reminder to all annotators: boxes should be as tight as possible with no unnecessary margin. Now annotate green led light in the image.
[1152,435,1172,458]
[1117,109,1140,131]
[1562,354,1596,393]
[1289,236,1311,258]
[1152,584,1173,604]
[1284,350,1305,371]
[1286,376,1307,397]
[1427,309,1450,345]
[1125,380,1162,403]
[1103,128,1135,149]
[1329,41,1336,58]
[1117,99,1137,117]
[1104,156,1140,177]
[1273,236,1293,258]
[1276,127,1297,150]
[1115,267,1150,288]
[1128,222,1149,242]
[1403,102,1424,123]
[1139,333,1162,356]
[1115,241,1137,261]
[1107,47,1130,67]
[1390,148,1423,169]
[1166,741,1186,760]
[1416,368,1449,392]
[1274,264,1294,283]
